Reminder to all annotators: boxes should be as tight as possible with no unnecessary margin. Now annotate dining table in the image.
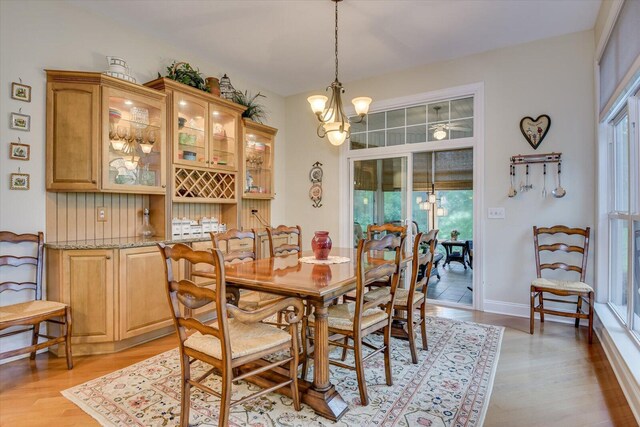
[191,246,403,421]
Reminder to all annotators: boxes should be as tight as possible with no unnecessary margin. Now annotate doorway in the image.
[350,148,474,307]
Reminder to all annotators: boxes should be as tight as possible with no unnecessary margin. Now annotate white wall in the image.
[284,30,596,310]
[0,0,287,359]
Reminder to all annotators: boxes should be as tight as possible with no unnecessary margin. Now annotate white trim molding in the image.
[595,303,640,424]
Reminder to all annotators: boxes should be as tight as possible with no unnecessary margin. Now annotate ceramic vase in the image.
[311,231,332,260]
[206,77,221,97]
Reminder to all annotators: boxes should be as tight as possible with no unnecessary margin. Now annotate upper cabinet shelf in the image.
[144,78,246,173]
[242,119,277,199]
[46,70,167,194]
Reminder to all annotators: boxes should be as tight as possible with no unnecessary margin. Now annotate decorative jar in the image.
[311,231,332,260]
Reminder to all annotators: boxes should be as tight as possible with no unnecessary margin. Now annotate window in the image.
[605,93,640,340]
[350,96,473,150]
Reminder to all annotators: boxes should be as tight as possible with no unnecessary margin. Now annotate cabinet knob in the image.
[91,180,97,184]
[106,255,111,260]
[161,185,166,188]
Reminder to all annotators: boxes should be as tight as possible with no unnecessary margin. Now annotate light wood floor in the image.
[0,306,637,427]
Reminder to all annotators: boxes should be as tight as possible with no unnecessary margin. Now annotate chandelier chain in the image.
[334,0,339,82]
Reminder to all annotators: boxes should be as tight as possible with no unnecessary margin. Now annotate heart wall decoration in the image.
[519,114,551,150]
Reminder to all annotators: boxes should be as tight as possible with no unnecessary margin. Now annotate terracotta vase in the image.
[311,231,332,260]
[206,77,221,97]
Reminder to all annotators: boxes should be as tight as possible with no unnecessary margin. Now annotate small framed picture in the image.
[11,82,31,102]
[10,113,30,131]
[9,142,30,160]
[10,173,30,190]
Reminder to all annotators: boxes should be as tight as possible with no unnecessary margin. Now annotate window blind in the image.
[599,0,640,114]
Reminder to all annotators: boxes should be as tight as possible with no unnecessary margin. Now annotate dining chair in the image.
[364,229,438,364]
[211,229,283,311]
[266,225,302,257]
[530,225,594,343]
[303,234,404,406]
[366,223,407,240]
[158,243,304,427]
[0,231,73,369]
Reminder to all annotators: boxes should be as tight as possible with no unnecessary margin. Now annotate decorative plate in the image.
[309,183,323,201]
[309,166,323,182]
[519,114,551,150]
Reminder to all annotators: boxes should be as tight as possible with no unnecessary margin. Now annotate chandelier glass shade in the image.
[308,0,371,146]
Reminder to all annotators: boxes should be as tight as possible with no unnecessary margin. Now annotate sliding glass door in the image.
[352,156,408,247]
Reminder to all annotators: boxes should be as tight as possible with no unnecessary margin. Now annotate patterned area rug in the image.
[62,317,503,426]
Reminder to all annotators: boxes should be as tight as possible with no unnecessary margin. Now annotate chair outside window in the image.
[303,234,404,406]
[158,243,304,427]
[364,230,438,364]
[266,225,302,257]
[530,226,594,343]
[0,231,72,369]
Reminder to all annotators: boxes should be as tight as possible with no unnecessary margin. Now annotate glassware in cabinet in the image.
[103,87,166,192]
[209,106,237,170]
[174,92,208,167]
[243,120,277,199]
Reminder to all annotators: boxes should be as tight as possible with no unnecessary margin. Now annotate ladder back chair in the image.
[267,225,302,257]
[530,225,594,343]
[363,223,407,289]
[303,234,404,406]
[211,229,283,311]
[364,229,438,364]
[158,243,304,427]
[0,231,72,369]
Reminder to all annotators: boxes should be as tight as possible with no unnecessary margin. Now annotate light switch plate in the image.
[97,206,108,222]
[488,207,505,219]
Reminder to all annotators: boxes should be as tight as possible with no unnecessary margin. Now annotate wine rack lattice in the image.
[174,167,236,202]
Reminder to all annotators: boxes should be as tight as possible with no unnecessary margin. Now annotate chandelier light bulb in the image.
[352,97,372,116]
[308,95,328,114]
[327,130,348,146]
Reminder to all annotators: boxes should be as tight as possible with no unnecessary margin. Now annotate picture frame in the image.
[10,112,30,131]
[10,173,30,190]
[11,82,31,102]
[9,142,30,160]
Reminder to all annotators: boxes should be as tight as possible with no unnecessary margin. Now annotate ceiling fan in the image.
[429,106,470,140]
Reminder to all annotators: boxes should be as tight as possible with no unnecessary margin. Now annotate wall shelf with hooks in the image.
[510,152,561,165]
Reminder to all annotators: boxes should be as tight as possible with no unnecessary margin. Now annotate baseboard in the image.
[483,299,576,325]
[594,305,640,424]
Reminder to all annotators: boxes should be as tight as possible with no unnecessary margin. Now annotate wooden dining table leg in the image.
[300,301,348,421]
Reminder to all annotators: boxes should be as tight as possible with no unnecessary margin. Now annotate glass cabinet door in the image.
[175,93,208,167]
[104,88,165,192]
[244,130,273,197]
[209,105,237,170]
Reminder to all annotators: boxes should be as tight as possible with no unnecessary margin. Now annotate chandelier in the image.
[307,0,371,146]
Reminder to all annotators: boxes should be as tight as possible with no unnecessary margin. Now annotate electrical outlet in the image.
[97,206,108,222]
[251,209,258,214]
[487,207,505,219]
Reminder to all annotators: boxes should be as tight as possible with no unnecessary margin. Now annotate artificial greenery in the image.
[232,90,267,123]
[160,61,209,92]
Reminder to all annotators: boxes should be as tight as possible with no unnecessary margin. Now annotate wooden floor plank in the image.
[0,306,636,426]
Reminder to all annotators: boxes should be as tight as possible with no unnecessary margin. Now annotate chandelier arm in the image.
[319,84,337,123]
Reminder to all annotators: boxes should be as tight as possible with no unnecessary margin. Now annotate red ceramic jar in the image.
[311,231,332,260]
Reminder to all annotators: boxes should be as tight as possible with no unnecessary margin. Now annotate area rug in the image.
[62,317,503,426]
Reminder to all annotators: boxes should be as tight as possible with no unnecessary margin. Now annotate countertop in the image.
[44,235,213,250]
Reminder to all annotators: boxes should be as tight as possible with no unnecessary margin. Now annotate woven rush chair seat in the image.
[531,278,593,293]
[0,231,73,369]
[0,300,67,324]
[185,318,291,360]
[364,287,424,307]
[308,303,388,331]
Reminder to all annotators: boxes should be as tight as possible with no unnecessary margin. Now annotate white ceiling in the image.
[68,0,601,96]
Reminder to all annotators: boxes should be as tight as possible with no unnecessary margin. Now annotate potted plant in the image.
[450,229,460,241]
[160,61,209,93]
[232,90,267,124]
